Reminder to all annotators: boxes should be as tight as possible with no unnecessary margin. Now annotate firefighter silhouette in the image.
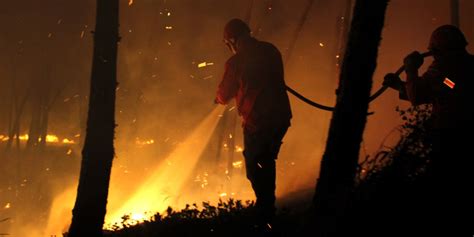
[215,18,292,226]
[384,25,474,232]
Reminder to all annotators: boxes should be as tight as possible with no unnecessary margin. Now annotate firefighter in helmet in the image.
[215,18,292,225]
[384,24,473,232]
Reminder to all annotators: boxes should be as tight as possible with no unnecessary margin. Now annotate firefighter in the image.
[215,18,292,226]
[384,25,474,232]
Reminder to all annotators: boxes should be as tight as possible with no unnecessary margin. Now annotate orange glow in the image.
[19,134,29,141]
[135,138,155,147]
[0,134,75,144]
[232,161,243,168]
[46,135,59,143]
[234,145,243,153]
[62,138,75,144]
[104,106,226,228]
[0,135,8,141]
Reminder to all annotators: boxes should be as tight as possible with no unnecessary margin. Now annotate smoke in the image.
[2,0,474,236]
[106,105,226,226]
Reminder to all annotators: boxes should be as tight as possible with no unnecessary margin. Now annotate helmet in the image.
[223,18,251,42]
[428,25,468,51]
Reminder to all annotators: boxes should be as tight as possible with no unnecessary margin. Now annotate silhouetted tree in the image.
[68,0,119,236]
[312,0,389,235]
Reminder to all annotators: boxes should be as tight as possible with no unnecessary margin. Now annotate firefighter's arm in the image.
[216,58,239,105]
[405,63,444,106]
[383,73,409,100]
[404,52,439,105]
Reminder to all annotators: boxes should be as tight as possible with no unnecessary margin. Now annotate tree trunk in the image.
[6,93,29,151]
[26,96,44,149]
[68,0,119,236]
[312,0,389,235]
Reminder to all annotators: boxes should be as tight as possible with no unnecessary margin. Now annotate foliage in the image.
[102,198,303,237]
[344,105,435,236]
[356,104,433,186]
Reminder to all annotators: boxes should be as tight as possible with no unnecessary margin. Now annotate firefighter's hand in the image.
[383,73,403,91]
[404,51,424,72]
[214,97,219,104]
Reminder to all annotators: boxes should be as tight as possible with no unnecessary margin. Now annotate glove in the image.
[383,73,403,91]
[403,51,424,72]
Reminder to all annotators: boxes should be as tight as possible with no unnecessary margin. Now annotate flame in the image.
[19,134,29,141]
[0,134,75,144]
[234,145,243,153]
[62,138,75,144]
[46,135,59,143]
[135,138,155,147]
[232,161,243,168]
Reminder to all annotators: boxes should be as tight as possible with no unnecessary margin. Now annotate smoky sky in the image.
[1,0,473,153]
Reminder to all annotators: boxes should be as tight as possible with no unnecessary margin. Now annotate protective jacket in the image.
[405,53,474,132]
[216,37,292,132]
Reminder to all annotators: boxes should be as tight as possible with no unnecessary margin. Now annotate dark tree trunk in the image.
[5,92,29,151]
[38,89,61,150]
[312,0,389,235]
[68,0,119,236]
[26,96,44,149]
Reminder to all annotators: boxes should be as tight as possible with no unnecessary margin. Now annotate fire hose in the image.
[286,51,433,111]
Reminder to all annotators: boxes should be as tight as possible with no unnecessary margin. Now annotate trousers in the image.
[243,124,289,222]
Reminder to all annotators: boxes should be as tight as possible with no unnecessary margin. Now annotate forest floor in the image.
[103,189,314,237]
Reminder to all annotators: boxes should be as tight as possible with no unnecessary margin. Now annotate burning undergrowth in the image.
[102,198,304,237]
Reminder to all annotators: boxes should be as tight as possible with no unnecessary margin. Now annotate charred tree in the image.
[68,0,119,236]
[5,93,29,151]
[312,0,389,235]
[26,94,44,149]
[38,89,61,149]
